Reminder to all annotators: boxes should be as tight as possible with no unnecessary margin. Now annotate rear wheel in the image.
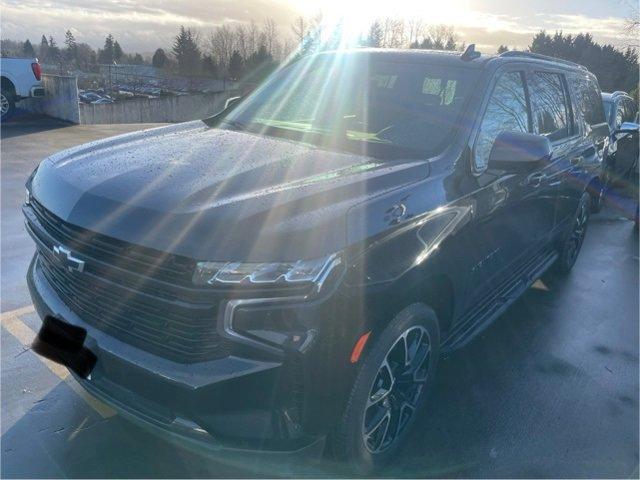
[590,174,608,213]
[1,89,15,121]
[332,304,440,474]
[556,192,590,274]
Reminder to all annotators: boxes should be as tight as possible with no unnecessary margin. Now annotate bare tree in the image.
[281,37,296,58]
[208,24,235,71]
[623,0,639,48]
[291,16,307,44]
[234,24,248,59]
[388,19,407,48]
[262,18,278,56]
[407,18,425,46]
[247,20,259,56]
[428,25,458,50]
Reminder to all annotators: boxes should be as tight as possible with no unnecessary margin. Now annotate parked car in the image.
[79,90,114,104]
[602,91,639,182]
[0,56,45,120]
[24,47,608,473]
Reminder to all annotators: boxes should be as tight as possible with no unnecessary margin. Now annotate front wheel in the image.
[591,172,609,213]
[556,192,590,274]
[332,304,440,474]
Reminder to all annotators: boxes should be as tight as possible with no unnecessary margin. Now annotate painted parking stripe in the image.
[1,306,117,418]
[0,304,35,321]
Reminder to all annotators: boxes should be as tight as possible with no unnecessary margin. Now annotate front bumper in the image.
[27,252,343,453]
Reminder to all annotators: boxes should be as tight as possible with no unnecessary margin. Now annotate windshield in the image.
[219,54,479,160]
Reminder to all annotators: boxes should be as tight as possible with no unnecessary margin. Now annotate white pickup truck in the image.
[0,57,45,121]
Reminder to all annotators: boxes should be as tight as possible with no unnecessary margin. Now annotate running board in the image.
[442,249,558,352]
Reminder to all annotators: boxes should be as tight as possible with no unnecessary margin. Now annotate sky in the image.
[0,0,636,54]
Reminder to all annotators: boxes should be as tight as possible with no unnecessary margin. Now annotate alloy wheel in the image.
[566,202,588,263]
[0,93,9,116]
[362,326,431,454]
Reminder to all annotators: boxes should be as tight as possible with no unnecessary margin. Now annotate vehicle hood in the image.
[31,121,427,261]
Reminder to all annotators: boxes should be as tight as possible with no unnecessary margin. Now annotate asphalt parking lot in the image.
[1,115,638,478]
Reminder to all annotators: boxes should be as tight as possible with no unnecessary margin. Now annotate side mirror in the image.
[224,96,242,110]
[488,131,552,173]
[614,121,639,136]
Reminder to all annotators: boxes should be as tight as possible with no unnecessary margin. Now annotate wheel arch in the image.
[1,76,16,96]
[364,269,456,341]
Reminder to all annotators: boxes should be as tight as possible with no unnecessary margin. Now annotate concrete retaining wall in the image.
[22,74,80,123]
[79,91,236,124]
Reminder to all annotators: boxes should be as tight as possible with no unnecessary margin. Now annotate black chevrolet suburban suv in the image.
[24,48,609,473]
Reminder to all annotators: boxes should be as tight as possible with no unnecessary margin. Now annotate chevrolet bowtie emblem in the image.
[53,245,85,273]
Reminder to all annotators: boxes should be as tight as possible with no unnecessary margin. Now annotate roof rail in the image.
[498,51,587,70]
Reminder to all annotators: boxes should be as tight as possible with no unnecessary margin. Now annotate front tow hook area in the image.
[32,315,97,378]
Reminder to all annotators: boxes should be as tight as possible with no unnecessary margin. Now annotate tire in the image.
[556,192,590,274]
[1,89,15,122]
[332,304,440,475]
[590,174,608,213]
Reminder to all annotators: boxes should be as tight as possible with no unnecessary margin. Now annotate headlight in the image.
[25,187,31,205]
[193,253,341,286]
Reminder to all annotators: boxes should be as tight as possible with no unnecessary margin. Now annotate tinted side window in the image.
[474,71,529,171]
[623,98,637,122]
[529,71,571,142]
[571,74,606,128]
[616,102,625,128]
[585,78,606,126]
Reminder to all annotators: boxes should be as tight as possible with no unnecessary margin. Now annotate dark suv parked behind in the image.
[24,47,608,473]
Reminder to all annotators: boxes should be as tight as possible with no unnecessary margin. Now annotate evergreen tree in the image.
[497,44,509,53]
[444,36,457,51]
[113,41,123,62]
[47,36,60,62]
[39,35,49,61]
[22,39,36,57]
[201,54,218,77]
[367,21,383,48]
[98,34,115,64]
[64,30,76,50]
[529,30,639,93]
[172,26,201,75]
[152,48,168,68]
[244,45,275,81]
[64,30,77,63]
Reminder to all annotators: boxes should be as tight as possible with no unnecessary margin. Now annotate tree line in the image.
[0,18,637,95]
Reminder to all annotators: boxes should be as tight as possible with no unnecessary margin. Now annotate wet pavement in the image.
[1,116,638,478]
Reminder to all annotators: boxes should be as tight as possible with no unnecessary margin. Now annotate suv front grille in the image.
[30,198,195,285]
[27,200,231,363]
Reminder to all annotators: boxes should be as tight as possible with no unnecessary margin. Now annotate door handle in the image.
[526,172,546,187]
[570,155,583,166]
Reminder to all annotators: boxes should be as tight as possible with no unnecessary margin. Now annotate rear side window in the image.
[474,71,530,171]
[616,102,625,128]
[529,71,572,142]
[571,74,606,128]
[422,77,457,105]
[623,98,637,122]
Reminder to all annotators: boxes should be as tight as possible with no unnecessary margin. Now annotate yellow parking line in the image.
[1,306,116,418]
[0,304,35,321]
[2,314,69,379]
